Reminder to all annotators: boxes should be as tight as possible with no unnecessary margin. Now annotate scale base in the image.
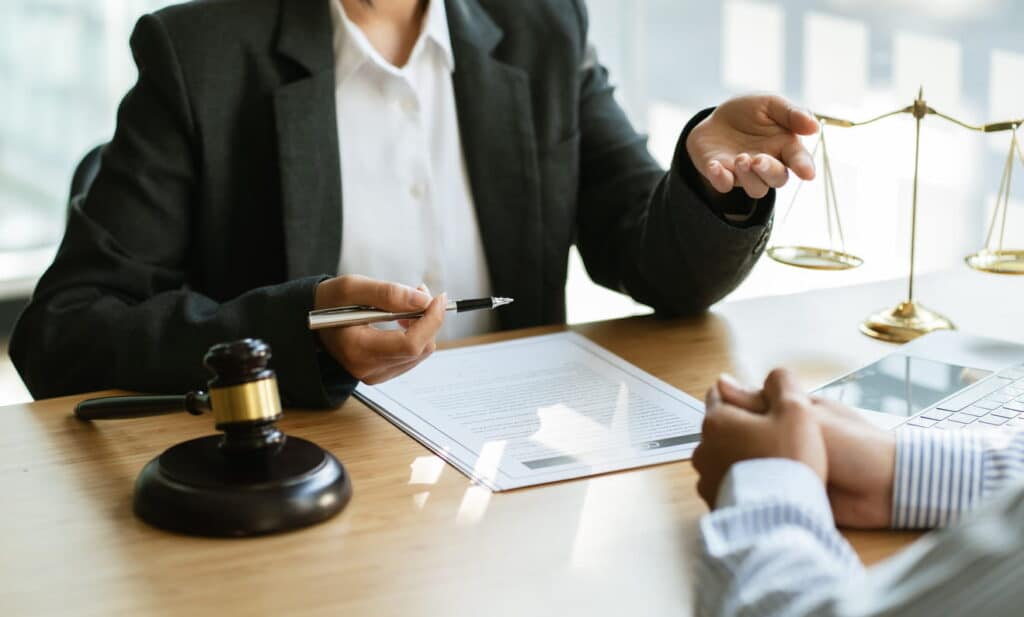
[134,434,351,537]
[860,300,955,343]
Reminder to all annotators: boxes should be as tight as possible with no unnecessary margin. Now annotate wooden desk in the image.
[2,269,1020,616]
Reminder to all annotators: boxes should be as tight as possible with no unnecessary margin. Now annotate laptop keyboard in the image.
[907,365,1024,431]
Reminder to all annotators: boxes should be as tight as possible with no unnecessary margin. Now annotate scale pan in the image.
[767,245,864,271]
[965,250,1024,274]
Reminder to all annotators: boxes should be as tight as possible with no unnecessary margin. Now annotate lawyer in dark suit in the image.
[11,0,819,407]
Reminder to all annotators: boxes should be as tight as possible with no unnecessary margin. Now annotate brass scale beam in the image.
[787,89,1024,342]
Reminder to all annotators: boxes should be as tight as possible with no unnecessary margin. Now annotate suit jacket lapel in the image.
[447,0,544,328]
[273,0,545,322]
[274,0,342,280]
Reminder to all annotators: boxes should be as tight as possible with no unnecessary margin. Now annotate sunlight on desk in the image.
[455,485,492,526]
[408,455,446,486]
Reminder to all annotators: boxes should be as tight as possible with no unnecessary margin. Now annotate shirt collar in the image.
[330,0,455,84]
[422,0,455,71]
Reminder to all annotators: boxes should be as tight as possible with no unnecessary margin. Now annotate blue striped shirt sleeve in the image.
[698,459,863,617]
[892,428,1024,529]
[698,452,1024,617]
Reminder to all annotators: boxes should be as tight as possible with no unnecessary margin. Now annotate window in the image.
[568,0,1024,322]
[1,1,1021,315]
[0,0,166,296]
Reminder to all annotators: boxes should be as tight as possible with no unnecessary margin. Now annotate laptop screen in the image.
[816,355,991,418]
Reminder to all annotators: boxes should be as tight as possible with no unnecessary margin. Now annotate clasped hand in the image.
[693,369,897,529]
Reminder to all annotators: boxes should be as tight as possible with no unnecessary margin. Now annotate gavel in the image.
[75,339,351,537]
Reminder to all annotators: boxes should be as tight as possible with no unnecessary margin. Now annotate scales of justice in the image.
[768,87,1024,343]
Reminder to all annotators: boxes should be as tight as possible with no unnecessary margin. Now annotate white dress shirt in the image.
[697,428,1024,617]
[329,0,495,341]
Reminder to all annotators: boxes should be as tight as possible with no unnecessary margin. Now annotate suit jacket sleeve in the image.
[9,14,356,407]
[571,4,772,316]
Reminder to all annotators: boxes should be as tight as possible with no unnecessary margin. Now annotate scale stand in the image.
[768,87,1024,343]
[860,89,954,343]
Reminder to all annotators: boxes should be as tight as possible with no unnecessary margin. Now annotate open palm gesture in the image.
[686,95,819,199]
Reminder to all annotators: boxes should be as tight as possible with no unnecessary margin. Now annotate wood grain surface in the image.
[1,268,1018,616]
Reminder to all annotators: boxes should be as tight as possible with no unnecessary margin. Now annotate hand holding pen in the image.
[311,275,513,385]
[312,276,446,385]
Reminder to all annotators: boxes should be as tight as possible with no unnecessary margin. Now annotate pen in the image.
[308,297,515,330]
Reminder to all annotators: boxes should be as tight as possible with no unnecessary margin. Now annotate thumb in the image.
[762,368,810,414]
[705,381,723,412]
[341,275,431,311]
[717,374,767,414]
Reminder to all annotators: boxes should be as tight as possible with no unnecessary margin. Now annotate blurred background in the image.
[1,0,1023,404]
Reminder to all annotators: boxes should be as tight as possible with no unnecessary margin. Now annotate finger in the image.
[781,137,816,181]
[700,401,750,443]
[362,355,427,385]
[716,374,768,414]
[734,154,770,199]
[363,339,438,384]
[704,401,762,427]
[751,154,789,188]
[399,286,432,331]
[403,292,447,348]
[763,368,809,410]
[350,325,428,360]
[704,159,736,194]
[696,477,716,508]
[691,442,706,470]
[765,96,819,136]
[340,275,431,312]
[704,383,722,411]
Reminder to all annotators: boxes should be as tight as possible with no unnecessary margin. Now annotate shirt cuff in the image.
[891,428,986,529]
[716,458,833,522]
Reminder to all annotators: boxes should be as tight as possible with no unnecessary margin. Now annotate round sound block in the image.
[134,435,351,537]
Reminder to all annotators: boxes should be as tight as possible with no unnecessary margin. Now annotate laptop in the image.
[814,331,1024,431]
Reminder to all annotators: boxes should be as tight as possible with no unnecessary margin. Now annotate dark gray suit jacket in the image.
[11,0,772,407]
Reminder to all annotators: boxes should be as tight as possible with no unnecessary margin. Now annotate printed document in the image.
[355,332,705,490]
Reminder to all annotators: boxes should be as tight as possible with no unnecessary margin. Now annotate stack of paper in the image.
[356,332,706,491]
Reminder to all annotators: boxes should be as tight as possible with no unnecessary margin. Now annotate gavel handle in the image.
[74,391,210,421]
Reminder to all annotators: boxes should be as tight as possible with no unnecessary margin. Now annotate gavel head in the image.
[203,339,284,452]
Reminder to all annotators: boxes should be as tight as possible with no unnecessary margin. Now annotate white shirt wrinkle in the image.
[330,0,494,341]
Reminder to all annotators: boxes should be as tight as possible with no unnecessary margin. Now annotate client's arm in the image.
[715,374,1024,529]
[694,369,1024,617]
[698,458,1024,617]
[890,428,1024,528]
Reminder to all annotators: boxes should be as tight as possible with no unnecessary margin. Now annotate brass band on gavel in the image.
[209,377,283,427]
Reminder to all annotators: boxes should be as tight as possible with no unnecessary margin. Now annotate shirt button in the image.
[401,97,418,115]
[410,182,427,201]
